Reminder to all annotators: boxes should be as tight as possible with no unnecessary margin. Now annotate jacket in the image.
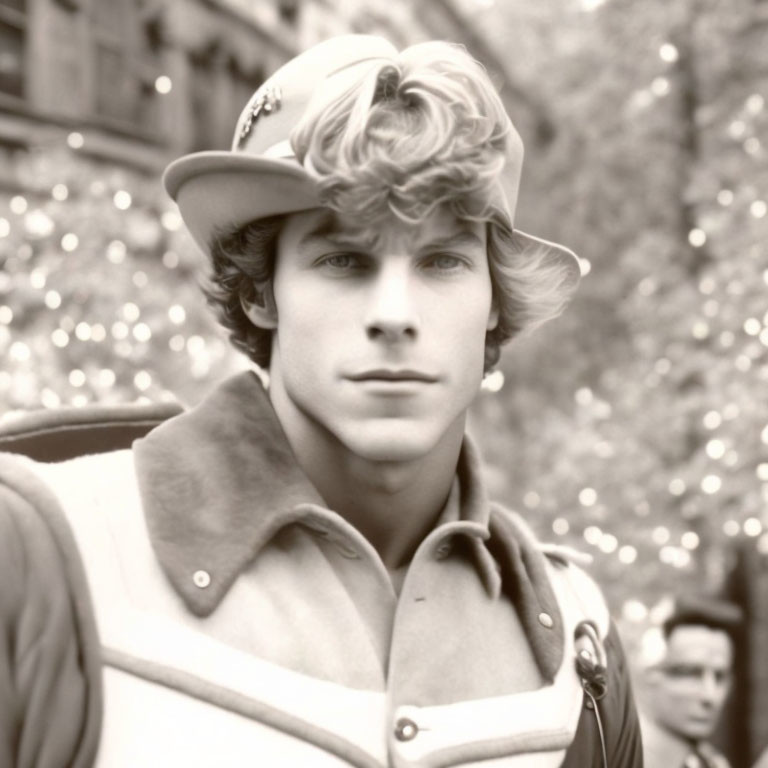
[0,372,642,767]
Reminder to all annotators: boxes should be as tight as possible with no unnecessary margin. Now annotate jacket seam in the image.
[102,645,384,768]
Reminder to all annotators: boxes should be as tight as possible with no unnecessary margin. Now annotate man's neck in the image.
[268,384,465,570]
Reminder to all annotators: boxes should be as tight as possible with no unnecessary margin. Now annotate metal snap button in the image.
[394,717,419,742]
[193,569,211,589]
[435,541,452,560]
[538,611,554,629]
[336,541,360,559]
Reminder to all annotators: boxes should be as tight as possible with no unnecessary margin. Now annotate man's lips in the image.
[345,369,439,383]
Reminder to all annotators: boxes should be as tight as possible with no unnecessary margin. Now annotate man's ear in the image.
[241,287,277,330]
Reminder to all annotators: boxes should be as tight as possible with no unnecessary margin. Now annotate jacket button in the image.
[435,541,452,559]
[193,570,211,588]
[538,611,554,629]
[394,717,419,742]
[336,540,360,559]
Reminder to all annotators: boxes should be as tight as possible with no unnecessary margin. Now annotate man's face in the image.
[648,625,734,742]
[263,206,498,463]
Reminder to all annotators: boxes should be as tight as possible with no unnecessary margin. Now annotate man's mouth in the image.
[346,369,438,383]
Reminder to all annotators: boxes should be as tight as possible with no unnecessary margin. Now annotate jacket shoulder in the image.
[491,504,608,633]
[0,400,184,462]
[538,541,594,568]
[490,505,642,767]
[0,452,103,767]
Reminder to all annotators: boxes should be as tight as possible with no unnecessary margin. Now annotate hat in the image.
[163,34,581,287]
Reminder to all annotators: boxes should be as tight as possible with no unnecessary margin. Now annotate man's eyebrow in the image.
[298,211,381,251]
[420,230,484,250]
[297,215,484,251]
[298,211,346,245]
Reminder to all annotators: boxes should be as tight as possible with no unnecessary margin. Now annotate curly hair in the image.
[204,216,282,369]
[204,41,577,372]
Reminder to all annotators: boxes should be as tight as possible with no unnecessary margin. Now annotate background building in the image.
[1,0,297,171]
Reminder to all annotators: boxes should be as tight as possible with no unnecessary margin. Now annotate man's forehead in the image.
[666,624,733,664]
[294,207,486,248]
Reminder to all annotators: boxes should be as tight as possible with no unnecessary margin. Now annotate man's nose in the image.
[364,262,420,341]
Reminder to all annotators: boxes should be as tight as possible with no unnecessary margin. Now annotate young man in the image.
[0,36,642,766]
[640,595,742,768]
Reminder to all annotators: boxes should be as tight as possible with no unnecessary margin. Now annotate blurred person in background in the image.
[639,595,742,768]
[0,35,642,766]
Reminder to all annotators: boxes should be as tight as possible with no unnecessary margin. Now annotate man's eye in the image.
[664,664,704,679]
[318,253,361,270]
[424,253,468,271]
[714,670,732,685]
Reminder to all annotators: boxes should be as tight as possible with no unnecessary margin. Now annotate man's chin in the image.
[679,720,716,741]
[338,425,440,464]
[345,439,435,464]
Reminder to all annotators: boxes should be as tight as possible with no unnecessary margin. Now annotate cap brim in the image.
[164,153,582,294]
[509,229,582,292]
[163,152,321,254]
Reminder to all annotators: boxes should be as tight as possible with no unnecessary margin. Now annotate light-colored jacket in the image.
[0,372,642,767]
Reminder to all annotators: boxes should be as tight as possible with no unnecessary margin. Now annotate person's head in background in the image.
[640,595,742,744]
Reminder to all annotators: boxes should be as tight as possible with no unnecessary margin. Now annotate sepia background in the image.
[1,0,767,763]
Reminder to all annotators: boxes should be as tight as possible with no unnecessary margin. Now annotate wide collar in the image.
[133,371,564,679]
[133,372,487,610]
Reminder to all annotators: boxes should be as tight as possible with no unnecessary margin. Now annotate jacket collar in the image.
[133,371,563,679]
[134,372,324,616]
[134,372,495,616]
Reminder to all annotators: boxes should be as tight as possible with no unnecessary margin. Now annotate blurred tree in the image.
[467,0,768,616]
[0,142,246,414]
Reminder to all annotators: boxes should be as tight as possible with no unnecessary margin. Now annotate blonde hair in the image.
[207,41,576,371]
[292,42,510,227]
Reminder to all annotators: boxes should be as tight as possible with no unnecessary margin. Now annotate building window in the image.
[90,0,161,134]
[190,46,219,151]
[0,0,26,98]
